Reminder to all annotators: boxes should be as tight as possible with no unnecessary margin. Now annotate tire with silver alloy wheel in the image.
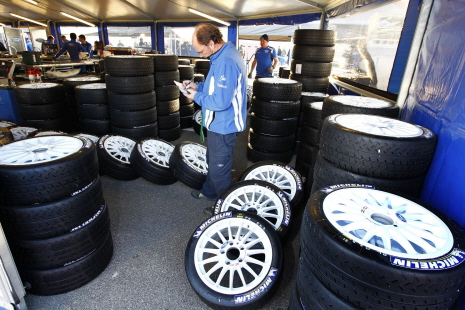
[320,114,437,179]
[0,120,17,128]
[239,161,303,207]
[9,126,38,140]
[301,184,465,309]
[192,110,207,137]
[97,135,138,180]
[13,83,65,105]
[322,95,399,120]
[0,135,98,206]
[169,142,208,190]
[185,211,283,310]
[130,138,177,185]
[213,180,291,237]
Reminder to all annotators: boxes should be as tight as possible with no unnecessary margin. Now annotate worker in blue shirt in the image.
[78,34,93,59]
[41,35,55,54]
[53,33,87,72]
[248,34,278,78]
[25,38,33,51]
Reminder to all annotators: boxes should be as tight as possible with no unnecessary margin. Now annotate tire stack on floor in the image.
[63,76,103,132]
[105,56,157,140]
[279,67,290,78]
[153,55,182,141]
[289,29,335,94]
[306,95,402,195]
[312,114,436,199]
[0,135,113,296]
[290,184,465,310]
[178,58,190,66]
[178,65,195,129]
[13,83,68,131]
[75,83,110,135]
[192,73,205,112]
[247,78,302,164]
[294,93,326,183]
[194,59,210,77]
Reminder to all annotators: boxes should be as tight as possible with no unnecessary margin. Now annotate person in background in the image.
[248,34,278,78]
[41,35,55,53]
[139,38,145,47]
[25,38,33,51]
[117,40,124,47]
[182,23,247,201]
[78,34,93,59]
[53,33,87,72]
[61,35,69,45]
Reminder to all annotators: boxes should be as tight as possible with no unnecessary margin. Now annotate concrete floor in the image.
[23,127,303,310]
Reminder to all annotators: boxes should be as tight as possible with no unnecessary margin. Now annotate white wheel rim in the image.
[310,101,323,110]
[10,127,38,140]
[34,131,65,137]
[323,188,454,259]
[244,166,298,201]
[332,96,391,108]
[257,78,296,84]
[103,136,135,164]
[180,143,208,174]
[0,121,15,128]
[0,136,83,166]
[194,110,202,125]
[331,114,423,137]
[194,216,273,294]
[141,139,174,168]
[66,77,101,82]
[219,184,285,230]
[76,83,106,89]
[18,83,59,89]
[74,133,99,144]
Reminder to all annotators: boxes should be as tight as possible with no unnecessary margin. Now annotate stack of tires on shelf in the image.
[185,161,304,310]
[63,76,103,132]
[154,55,182,141]
[178,64,195,129]
[247,78,302,164]
[105,55,157,140]
[13,83,68,131]
[0,134,113,296]
[291,183,465,310]
[75,83,111,135]
[289,29,335,94]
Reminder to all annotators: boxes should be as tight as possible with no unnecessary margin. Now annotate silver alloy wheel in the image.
[0,121,16,128]
[141,139,174,168]
[194,110,202,125]
[10,127,38,140]
[66,76,101,81]
[103,136,135,164]
[258,78,298,84]
[243,165,298,201]
[180,143,208,174]
[218,184,285,230]
[332,95,392,108]
[0,136,83,166]
[76,83,106,89]
[323,188,453,259]
[331,114,424,138]
[34,131,66,137]
[194,216,273,294]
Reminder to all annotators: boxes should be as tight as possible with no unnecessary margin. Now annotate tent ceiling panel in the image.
[0,0,352,23]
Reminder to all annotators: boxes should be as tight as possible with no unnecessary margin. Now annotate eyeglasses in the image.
[197,45,207,55]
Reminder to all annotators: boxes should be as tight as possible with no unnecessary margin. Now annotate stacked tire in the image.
[178,65,195,129]
[290,184,465,310]
[0,135,113,295]
[13,83,68,131]
[63,76,103,132]
[279,67,290,78]
[105,56,157,140]
[313,114,437,198]
[294,93,326,184]
[75,83,110,135]
[247,78,302,164]
[169,141,208,190]
[194,59,210,77]
[192,74,205,112]
[152,55,182,141]
[289,29,336,93]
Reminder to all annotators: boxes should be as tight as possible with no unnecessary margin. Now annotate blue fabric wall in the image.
[402,0,465,228]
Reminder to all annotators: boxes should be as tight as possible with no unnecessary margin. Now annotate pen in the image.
[185,77,195,90]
